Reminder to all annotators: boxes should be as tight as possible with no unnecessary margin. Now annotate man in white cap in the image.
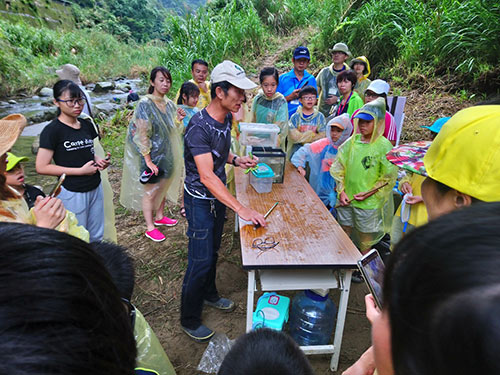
[316,42,351,116]
[56,64,92,117]
[181,60,266,342]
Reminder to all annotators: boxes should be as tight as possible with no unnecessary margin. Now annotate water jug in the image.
[288,289,337,346]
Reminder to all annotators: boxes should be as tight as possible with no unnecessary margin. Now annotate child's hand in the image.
[177,107,186,122]
[405,195,423,205]
[400,182,412,195]
[354,190,376,201]
[339,191,350,206]
[80,160,99,175]
[297,166,306,177]
[33,196,66,229]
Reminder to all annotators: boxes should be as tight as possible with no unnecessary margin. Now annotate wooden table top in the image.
[235,163,360,270]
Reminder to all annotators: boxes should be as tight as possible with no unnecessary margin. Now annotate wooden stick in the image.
[337,182,389,207]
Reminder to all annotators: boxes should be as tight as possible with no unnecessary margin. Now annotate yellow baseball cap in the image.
[6,152,28,172]
[423,105,500,202]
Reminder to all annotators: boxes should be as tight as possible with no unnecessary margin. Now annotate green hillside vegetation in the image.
[0,0,498,97]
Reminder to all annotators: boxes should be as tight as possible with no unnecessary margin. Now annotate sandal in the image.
[180,206,186,217]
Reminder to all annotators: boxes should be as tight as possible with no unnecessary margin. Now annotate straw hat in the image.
[56,64,82,85]
[0,114,27,156]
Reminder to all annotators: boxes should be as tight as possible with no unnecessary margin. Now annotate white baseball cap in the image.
[211,60,257,90]
[366,79,390,95]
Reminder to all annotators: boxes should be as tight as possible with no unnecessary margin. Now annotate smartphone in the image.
[49,173,66,197]
[357,249,385,309]
[105,152,111,161]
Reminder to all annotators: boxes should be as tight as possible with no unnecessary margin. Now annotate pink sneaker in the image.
[154,216,178,227]
[145,228,166,242]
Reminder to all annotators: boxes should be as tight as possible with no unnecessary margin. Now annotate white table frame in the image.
[245,267,353,372]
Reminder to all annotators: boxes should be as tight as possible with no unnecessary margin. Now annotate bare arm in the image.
[194,153,266,226]
[36,148,97,176]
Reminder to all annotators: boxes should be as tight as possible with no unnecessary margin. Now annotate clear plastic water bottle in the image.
[288,289,337,346]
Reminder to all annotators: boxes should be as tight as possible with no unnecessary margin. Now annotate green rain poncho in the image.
[330,97,397,249]
[120,95,183,211]
[250,91,289,151]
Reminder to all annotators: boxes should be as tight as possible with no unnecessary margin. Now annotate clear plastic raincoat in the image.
[81,113,117,243]
[351,56,371,100]
[316,62,351,116]
[288,107,326,157]
[291,113,352,207]
[330,97,397,250]
[120,95,183,211]
[134,308,176,375]
[250,91,289,151]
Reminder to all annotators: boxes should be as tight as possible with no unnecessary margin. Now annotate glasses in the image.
[365,91,380,98]
[57,98,85,107]
[301,95,316,101]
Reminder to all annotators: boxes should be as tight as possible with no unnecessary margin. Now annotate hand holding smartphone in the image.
[357,249,385,309]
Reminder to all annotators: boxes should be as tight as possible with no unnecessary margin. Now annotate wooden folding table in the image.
[234,164,360,371]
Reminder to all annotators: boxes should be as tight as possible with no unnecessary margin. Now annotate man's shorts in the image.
[337,206,382,233]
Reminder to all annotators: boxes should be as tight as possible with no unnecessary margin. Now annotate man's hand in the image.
[339,191,351,206]
[238,155,259,169]
[286,89,300,102]
[325,95,338,105]
[237,206,266,227]
[33,196,66,229]
[297,166,306,177]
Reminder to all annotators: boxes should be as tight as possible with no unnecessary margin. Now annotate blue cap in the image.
[354,112,374,121]
[293,46,310,60]
[421,117,451,133]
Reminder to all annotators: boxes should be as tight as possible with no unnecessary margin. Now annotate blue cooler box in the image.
[252,292,290,331]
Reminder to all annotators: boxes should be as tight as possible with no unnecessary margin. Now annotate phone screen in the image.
[357,249,385,308]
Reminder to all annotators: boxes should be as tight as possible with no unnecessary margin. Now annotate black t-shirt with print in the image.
[39,118,100,192]
[184,109,232,198]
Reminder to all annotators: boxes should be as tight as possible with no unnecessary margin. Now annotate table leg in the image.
[246,270,255,332]
[330,269,353,372]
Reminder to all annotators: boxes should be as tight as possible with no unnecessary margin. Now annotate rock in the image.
[95,102,120,116]
[0,101,9,106]
[93,81,115,93]
[112,89,125,94]
[27,108,57,123]
[116,83,131,92]
[8,99,17,105]
[39,87,53,97]
[41,99,53,107]
[32,95,40,100]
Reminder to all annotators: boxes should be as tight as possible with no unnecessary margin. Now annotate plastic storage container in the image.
[288,289,337,346]
[252,292,290,331]
[251,146,286,183]
[250,163,275,194]
[239,122,280,147]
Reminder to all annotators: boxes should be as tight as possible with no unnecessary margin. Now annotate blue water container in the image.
[288,289,337,346]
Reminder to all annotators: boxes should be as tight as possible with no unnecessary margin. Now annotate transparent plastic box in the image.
[251,147,286,184]
[239,122,280,147]
[250,163,275,194]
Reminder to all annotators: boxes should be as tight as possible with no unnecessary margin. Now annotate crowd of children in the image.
[1,41,500,375]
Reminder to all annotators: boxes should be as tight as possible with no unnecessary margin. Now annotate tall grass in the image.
[0,19,162,96]
[320,0,500,78]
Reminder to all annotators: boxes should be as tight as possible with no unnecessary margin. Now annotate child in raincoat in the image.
[331,97,397,252]
[120,67,183,242]
[288,86,326,158]
[350,56,371,100]
[250,67,289,151]
[291,113,352,210]
[176,81,200,130]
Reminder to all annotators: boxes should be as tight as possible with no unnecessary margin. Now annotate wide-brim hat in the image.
[0,114,27,156]
[330,42,351,57]
[56,64,82,85]
[6,152,28,171]
[211,60,257,90]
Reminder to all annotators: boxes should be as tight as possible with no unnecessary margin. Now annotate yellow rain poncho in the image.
[350,56,371,100]
[120,95,183,212]
[250,91,289,151]
[134,308,176,375]
[316,62,351,116]
[0,187,89,242]
[330,97,397,250]
[81,114,117,243]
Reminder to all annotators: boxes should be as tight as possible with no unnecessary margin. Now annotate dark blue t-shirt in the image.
[184,109,232,198]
